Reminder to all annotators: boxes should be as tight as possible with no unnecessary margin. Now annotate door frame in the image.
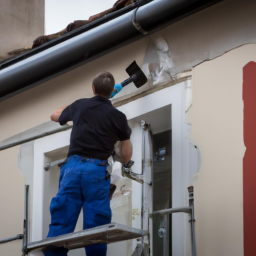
[31,80,189,255]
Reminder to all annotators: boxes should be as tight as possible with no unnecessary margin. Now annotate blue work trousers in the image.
[44,155,111,256]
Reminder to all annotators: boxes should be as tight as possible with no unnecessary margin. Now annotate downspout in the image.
[0,0,221,101]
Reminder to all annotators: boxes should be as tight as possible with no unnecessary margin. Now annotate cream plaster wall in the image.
[0,146,24,255]
[187,44,256,256]
[0,1,44,254]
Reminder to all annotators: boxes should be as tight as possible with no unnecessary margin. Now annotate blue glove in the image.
[110,83,122,98]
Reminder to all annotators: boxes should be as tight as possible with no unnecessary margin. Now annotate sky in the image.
[45,0,116,34]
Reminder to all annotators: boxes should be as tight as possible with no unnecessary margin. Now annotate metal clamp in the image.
[122,160,144,184]
[131,8,149,35]
[158,228,166,238]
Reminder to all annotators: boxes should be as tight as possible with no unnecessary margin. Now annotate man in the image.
[46,72,132,256]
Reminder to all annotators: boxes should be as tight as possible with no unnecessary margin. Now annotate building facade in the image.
[0,0,255,255]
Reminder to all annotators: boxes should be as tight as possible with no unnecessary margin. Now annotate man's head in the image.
[92,72,115,98]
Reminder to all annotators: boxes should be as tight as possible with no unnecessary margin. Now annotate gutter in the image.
[0,0,151,69]
[0,0,221,102]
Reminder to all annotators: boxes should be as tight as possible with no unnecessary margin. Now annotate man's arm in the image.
[120,139,133,164]
[50,105,69,122]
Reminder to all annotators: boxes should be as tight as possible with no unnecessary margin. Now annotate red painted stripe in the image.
[243,61,256,256]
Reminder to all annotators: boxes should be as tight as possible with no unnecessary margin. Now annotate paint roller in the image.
[112,61,148,96]
[121,60,148,88]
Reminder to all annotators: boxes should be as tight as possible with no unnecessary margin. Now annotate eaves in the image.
[0,0,222,102]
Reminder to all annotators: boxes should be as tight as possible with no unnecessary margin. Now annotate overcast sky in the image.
[45,0,116,34]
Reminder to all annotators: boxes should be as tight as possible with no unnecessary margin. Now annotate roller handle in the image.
[120,74,136,88]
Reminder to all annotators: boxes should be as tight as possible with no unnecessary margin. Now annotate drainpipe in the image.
[0,0,221,101]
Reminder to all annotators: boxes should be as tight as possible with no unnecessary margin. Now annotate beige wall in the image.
[0,146,24,255]
[0,1,44,254]
[0,0,44,60]
[187,44,256,256]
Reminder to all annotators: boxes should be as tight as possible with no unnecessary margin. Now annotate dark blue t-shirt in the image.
[58,96,131,160]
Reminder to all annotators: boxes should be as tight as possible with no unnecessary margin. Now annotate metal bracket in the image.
[131,8,149,35]
[122,167,152,185]
[122,168,144,184]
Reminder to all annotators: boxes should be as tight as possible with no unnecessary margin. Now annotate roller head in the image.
[126,61,147,88]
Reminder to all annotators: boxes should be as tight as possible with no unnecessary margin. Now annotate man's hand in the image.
[110,84,122,98]
[50,105,69,122]
[120,139,133,164]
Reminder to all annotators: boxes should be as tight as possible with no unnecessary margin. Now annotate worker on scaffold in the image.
[45,72,132,256]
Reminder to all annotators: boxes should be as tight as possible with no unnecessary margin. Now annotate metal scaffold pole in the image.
[22,185,29,256]
[188,186,196,256]
[149,186,196,256]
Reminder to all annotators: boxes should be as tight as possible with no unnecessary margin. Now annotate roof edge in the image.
[0,0,222,102]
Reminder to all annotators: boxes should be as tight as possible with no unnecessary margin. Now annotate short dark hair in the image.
[92,72,115,98]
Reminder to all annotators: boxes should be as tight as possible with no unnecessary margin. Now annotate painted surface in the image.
[0,121,70,150]
[188,44,256,256]
[243,61,256,256]
[0,146,24,256]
